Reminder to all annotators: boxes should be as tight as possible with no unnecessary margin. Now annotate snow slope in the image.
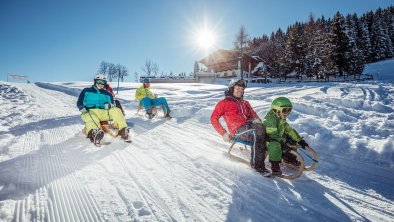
[0,77,393,221]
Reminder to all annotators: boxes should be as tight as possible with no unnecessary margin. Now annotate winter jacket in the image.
[106,84,115,97]
[77,86,114,110]
[263,109,302,144]
[135,86,155,101]
[211,96,259,136]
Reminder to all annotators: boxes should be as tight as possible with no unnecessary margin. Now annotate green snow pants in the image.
[267,141,282,162]
[81,107,127,133]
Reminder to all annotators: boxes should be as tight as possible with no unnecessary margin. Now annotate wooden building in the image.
[199,49,262,79]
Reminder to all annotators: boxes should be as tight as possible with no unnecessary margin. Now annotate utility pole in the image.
[117,69,120,94]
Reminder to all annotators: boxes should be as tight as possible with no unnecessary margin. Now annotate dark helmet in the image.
[226,78,247,96]
[143,78,151,83]
[271,97,293,114]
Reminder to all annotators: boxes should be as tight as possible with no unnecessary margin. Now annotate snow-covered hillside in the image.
[0,74,393,221]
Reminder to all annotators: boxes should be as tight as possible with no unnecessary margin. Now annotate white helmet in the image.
[94,73,107,81]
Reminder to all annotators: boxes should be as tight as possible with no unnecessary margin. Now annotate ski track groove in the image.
[111,150,177,221]
[116,146,217,221]
[131,122,234,221]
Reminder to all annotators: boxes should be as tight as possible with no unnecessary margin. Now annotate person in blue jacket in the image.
[77,74,129,143]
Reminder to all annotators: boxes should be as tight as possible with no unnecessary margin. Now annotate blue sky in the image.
[1,0,393,83]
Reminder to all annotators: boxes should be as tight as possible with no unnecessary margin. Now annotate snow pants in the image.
[266,141,282,162]
[81,107,127,133]
[267,135,298,161]
[234,121,266,169]
[140,97,170,113]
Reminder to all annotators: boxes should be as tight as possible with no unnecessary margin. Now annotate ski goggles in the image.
[95,79,107,85]
[272,105,292,114]
[279,107,292,114]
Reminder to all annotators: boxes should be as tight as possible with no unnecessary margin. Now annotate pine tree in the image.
[284,23,306,79]
[358,15,373,62]
[194,61,199,73]
[326,12,351,77]
[304,14,326,80]
[344,14,365,78]
[272,28,287,78]
[370,8,393,60]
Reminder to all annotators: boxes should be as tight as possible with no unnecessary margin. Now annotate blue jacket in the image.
[77,86,114,110]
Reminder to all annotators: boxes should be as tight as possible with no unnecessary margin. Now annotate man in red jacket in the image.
[211,79,267,173]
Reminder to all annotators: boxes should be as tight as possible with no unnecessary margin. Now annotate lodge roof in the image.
[199,49,261,66]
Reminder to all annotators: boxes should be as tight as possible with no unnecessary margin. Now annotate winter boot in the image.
[255,166,269,174]
[164,110,172,118]
[119,127,130,141]
[146,108,155,119]
[282,151,301,166]
[270,161,282,176]
[87,129,104,144]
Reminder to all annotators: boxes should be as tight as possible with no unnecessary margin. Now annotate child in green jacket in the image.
[263,97,309,175]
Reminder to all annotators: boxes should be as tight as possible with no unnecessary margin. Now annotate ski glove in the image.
[298,140,309,149]
[222,133,230,142]
[79,106,88,113]
[104,103,111,110]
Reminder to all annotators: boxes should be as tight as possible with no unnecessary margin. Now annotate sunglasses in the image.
[279,107,292,114]
[95,79,107,85]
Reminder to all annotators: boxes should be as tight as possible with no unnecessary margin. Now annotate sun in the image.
[196,29,215,50]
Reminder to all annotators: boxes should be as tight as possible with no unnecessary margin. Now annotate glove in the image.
[104,103,111,110]
[154,93,158,98]
[298,139,309,149]
[79,106,88,113]
[222,133,230,142]
[252,118,262,124]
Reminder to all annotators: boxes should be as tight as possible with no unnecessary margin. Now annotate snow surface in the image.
[0,62,393,221]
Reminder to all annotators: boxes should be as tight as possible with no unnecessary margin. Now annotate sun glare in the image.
[196,29,215,50]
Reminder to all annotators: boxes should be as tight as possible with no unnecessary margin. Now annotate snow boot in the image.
[282,151,301,166]
[270,161,282,176]
[87,129,104,145]
[146,108,155,119]
[164,110,172,118]
[119,127,131,142]
[255,166,269,174]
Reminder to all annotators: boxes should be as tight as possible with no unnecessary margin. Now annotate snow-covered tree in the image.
[370,8,393,60]
[344,14,365,77]
[284,22,306,79]
[325,12,351,77]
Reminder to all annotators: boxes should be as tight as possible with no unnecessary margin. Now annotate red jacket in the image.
[211,96,259,136]
[106,84,115,97]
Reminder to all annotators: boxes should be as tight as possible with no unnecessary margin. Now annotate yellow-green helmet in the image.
[271,97,292,114]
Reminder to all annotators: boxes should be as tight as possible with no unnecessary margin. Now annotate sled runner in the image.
[225,137,318,179]
[136,103,171,119]
[136,105,161,118]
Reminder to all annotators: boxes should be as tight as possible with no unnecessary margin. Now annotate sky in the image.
[0,59,393,221]
[1,0,394,83]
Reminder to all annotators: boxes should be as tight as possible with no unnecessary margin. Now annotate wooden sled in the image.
[226,138,318,180]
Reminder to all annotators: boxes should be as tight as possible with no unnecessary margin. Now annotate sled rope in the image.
[299,148,319,163]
